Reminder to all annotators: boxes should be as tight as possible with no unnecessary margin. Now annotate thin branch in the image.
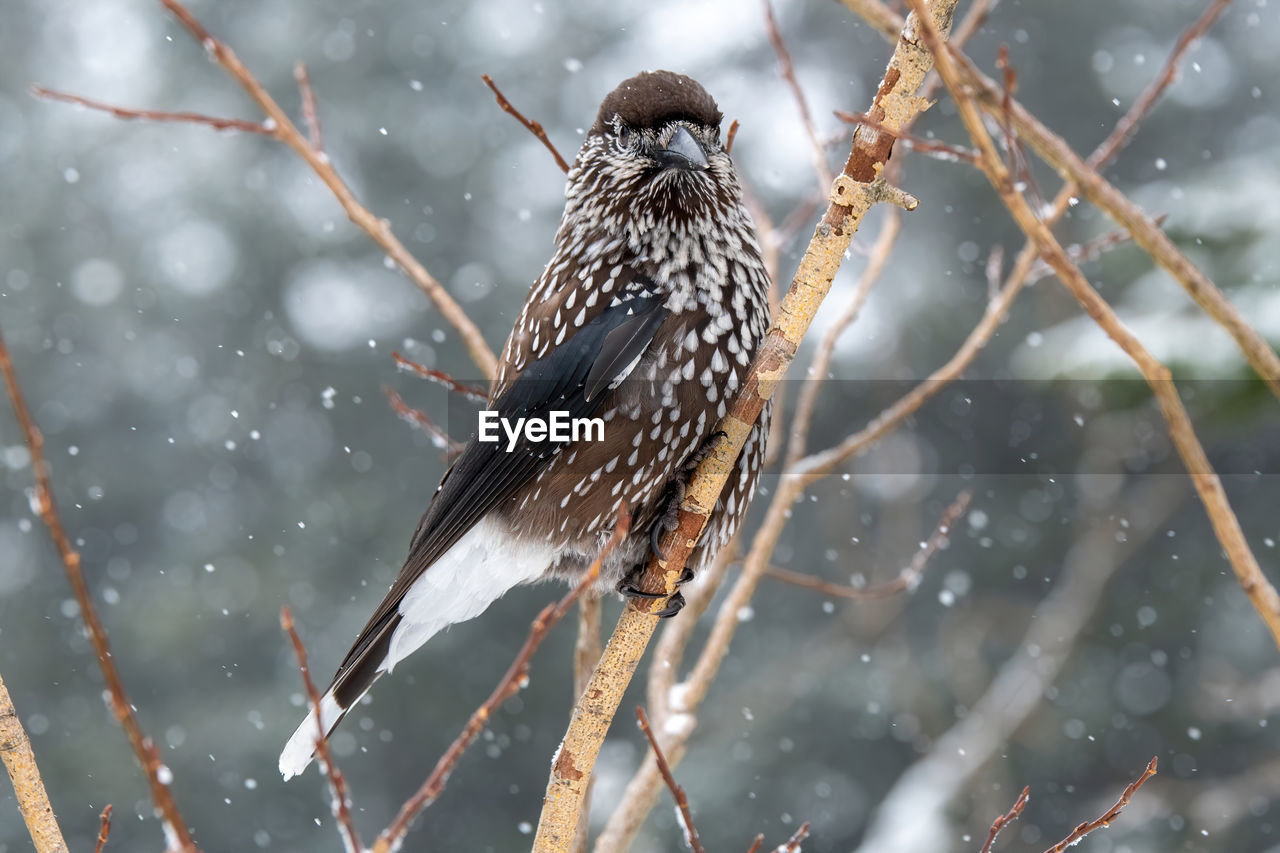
[745,835,765,853]
[0,670,69,853]
[636,707,706,853]
[1041,758,1158,853]
[1086,0,1232,170]
[762,0,832,190]
[482,74,571,174]
[392,352,489,402]
[37,0,498,378]
[280,608,363,853]
[1026,216,1168,285]
[835,110,979,164]
[29,86,273,135]
[978,787,1027,853]
[372,508,631,853]
[909,0,1280,650]
[725,119,741,155]
[94,805,113,853]
[0,334,197,850]
[775,822,811,852]
[384,386,464,459]
[293,61,324,153]
[766,490,971,600]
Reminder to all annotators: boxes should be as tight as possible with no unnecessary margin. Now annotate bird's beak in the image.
[656,125,710,171]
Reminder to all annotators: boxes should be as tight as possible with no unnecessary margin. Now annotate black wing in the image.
[329,292,668,703]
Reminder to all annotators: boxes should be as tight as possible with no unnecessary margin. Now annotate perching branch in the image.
[0,332,198,850]
[0,670,68,853]
[34,0,498,379]
[908,0,1280,650]
[530,8,960,849]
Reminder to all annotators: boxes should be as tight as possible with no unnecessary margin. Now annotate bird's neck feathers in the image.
[553,137,761,313]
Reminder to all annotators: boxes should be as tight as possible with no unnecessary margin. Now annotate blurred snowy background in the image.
[2,0,1280,851]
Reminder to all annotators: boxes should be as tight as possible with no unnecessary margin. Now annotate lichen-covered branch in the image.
[0,671,68,853]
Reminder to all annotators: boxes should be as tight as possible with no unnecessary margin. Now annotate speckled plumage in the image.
[280,70,770,779]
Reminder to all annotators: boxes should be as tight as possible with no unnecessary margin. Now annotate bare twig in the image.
[1042,758,1158,853]
[293,61,324,153]
[636,707,706,853]
[30,85,273,134]
[384,386,464,459]
[392,352,489,402]
[94,805,113,853]
[766,490,971,599]
[775,822,811,852]
[909,0,1280,649]
[482,74,571,174]
[0,334,197,850]
[745,835,765,853]
[978,787,1027,853]
[0,670,68,853]
[1026,216,1168,285]
[372,508,631,853]
[1086,0,1232,170]
[726,119,741,155]
[835,109,979,164]
[37,0,498,378]
[280,608,363,853]
[762,0,831,190]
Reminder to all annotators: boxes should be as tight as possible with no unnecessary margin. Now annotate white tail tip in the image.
[279,693,343,781]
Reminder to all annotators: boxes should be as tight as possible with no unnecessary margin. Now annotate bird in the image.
[279,70,772,780]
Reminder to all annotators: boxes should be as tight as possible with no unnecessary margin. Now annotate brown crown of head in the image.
[590,70,723,136]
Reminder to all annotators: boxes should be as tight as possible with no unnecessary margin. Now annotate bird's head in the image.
[564,70,740,236]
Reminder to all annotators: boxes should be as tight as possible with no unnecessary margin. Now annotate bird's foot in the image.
[616,566,694,618]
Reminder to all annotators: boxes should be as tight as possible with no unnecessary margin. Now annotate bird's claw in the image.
[616,567,694,618]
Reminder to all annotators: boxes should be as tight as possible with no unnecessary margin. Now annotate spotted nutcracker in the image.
[280,70,771,779]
